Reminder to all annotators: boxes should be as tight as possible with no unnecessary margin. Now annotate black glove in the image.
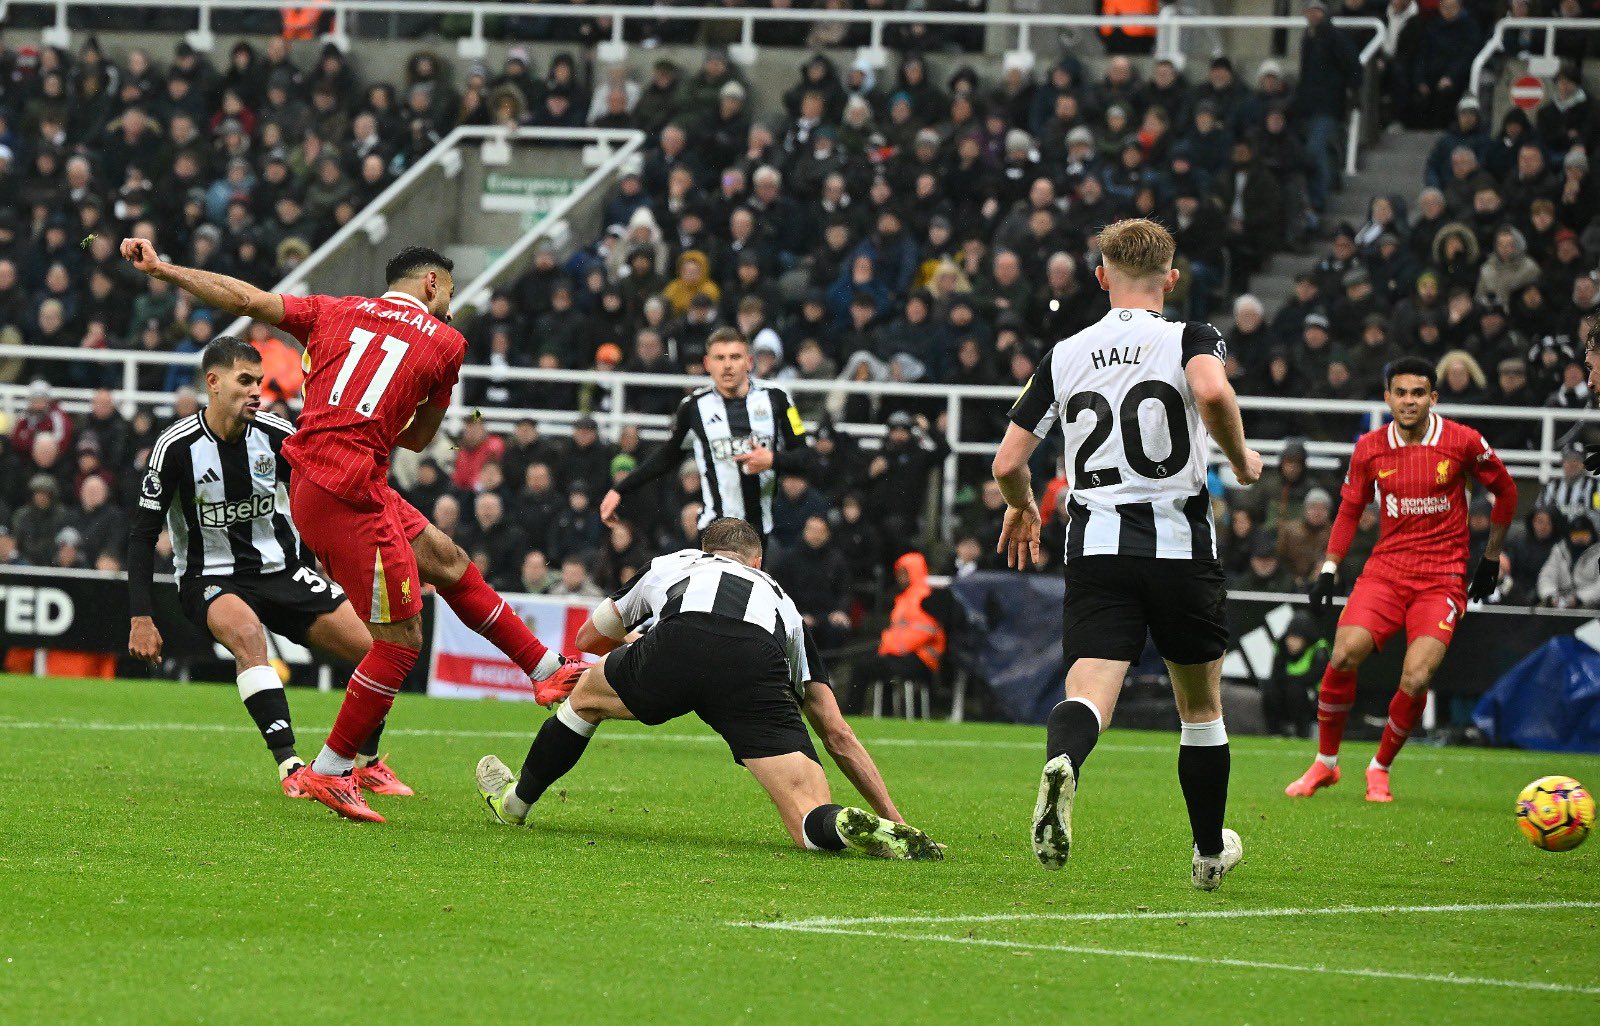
[1584,444,1600,477]
[1468,556,1501,601]
[1308,571,1337,612]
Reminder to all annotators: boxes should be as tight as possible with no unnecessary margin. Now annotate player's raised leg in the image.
[303,602,414,797]
[410,518,563,688]
[478,661,626,825]
[1035,659,1124,870]
[1167,658,1242,890]
[1287,623,1378,797]
[1367,634,1448,802]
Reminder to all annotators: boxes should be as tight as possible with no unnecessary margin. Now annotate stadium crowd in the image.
[5,2,1600,651]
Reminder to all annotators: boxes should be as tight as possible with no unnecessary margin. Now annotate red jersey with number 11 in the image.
[278,291,466,502]
[1327,413,1517,581]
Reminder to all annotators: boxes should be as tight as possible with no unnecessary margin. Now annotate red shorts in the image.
[1339,572,1467,650]
[289,475,429,624]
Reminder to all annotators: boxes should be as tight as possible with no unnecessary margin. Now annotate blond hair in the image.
[1098,218,1176,279]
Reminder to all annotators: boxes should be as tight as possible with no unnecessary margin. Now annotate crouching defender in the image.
[127,336,413,797]
[475,517,942,860]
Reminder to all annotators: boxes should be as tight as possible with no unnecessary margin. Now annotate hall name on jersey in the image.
[710,433,773,460]
[1090,346,1143,370]
[355,300,439,336]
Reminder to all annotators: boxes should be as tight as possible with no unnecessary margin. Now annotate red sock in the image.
[1316,665,1358,759]
[1374,689,1428,768]
[439,564,553,676]
[325,640,418,759]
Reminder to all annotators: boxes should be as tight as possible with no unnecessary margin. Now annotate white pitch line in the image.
[740,900,1600,930]
[737,922,1600,995]
[0,718,1586,763]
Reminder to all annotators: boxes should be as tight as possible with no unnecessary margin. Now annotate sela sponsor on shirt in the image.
[197,492,278,528]
[709,432,774,461]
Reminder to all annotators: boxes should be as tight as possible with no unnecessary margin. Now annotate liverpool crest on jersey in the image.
[1436,459,1452,485]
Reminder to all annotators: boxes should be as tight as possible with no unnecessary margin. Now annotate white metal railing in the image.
[1470,16,1600,99]
[452,128,647,316]
[217,126,645,340]
[6,346,1597,535]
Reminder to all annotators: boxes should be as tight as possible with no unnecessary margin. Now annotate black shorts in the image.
[178,566,346,647]
[1062,555,1228,666]
[604,612,818,765]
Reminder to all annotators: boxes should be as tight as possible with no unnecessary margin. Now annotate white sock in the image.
[1179,716,1228,746]
[1368,757,1389,771]
[502,790,531,819]
[1316,753,1338,768]
[557,700,599,738]
[312,745,355,775]
[355,752,380,769]
[1066,695,1104,732]
[236,664,282,701]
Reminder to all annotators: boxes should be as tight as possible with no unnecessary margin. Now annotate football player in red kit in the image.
[122,240,577,822]
[1287,356,1517,802]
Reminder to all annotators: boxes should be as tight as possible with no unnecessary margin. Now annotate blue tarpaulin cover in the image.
[1474,636,1600,753]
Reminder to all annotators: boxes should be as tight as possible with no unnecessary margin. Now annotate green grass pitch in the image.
[1,675,1597,1025]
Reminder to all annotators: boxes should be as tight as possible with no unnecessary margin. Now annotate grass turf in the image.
[1,675,1597,1025]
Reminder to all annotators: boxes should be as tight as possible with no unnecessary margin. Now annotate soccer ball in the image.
[1515,776,1595,852]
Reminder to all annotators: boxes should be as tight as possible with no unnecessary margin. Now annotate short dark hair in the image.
[200,335,261,375]
[700,516,762,560]
[384,246,453,286]
[1584,315,1599,354]
[1384,355,1437,390]
[706,325,747,349]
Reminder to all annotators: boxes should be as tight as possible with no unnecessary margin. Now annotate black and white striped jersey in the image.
[609,548,819,694]
[135,411,304,580]
[1538,474,1600,524]
[1009,308,1225,562]
[614,381,810,536]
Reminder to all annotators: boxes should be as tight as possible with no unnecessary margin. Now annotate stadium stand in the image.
[4,3,1600,716]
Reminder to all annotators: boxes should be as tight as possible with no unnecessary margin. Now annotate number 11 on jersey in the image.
[327,327,409,417]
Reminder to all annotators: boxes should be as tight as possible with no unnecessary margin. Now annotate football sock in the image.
[802,803,847,852]
[1372,689,1428,770]
[1179,717,1230,858]
[356,719,385,766]
[1315,665,1358,763]
[514,702,597,806]
[238,664,297,765]
[1046,697,1102,777]
[315,640,418,771]
[440,564,559,679]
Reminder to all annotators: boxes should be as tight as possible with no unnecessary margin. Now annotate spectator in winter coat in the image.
[1539,512,1600,608]
[1265,614,1325,737]
[1424,97,1490,188]
[1477,226,1542,302]
[1506,505,1563,604]
[770,515,854,653]
[1292,1,1362,214]
[1276,487,1335,585]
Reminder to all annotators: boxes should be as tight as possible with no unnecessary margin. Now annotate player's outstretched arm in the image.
[121,238,285,325]
[575,599,632,656]
[802,683,905,824]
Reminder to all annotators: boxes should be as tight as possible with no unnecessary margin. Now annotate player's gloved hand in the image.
[1584,443,1600,477]
[1468,556,1501,601]
[1308,571,1337,612]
